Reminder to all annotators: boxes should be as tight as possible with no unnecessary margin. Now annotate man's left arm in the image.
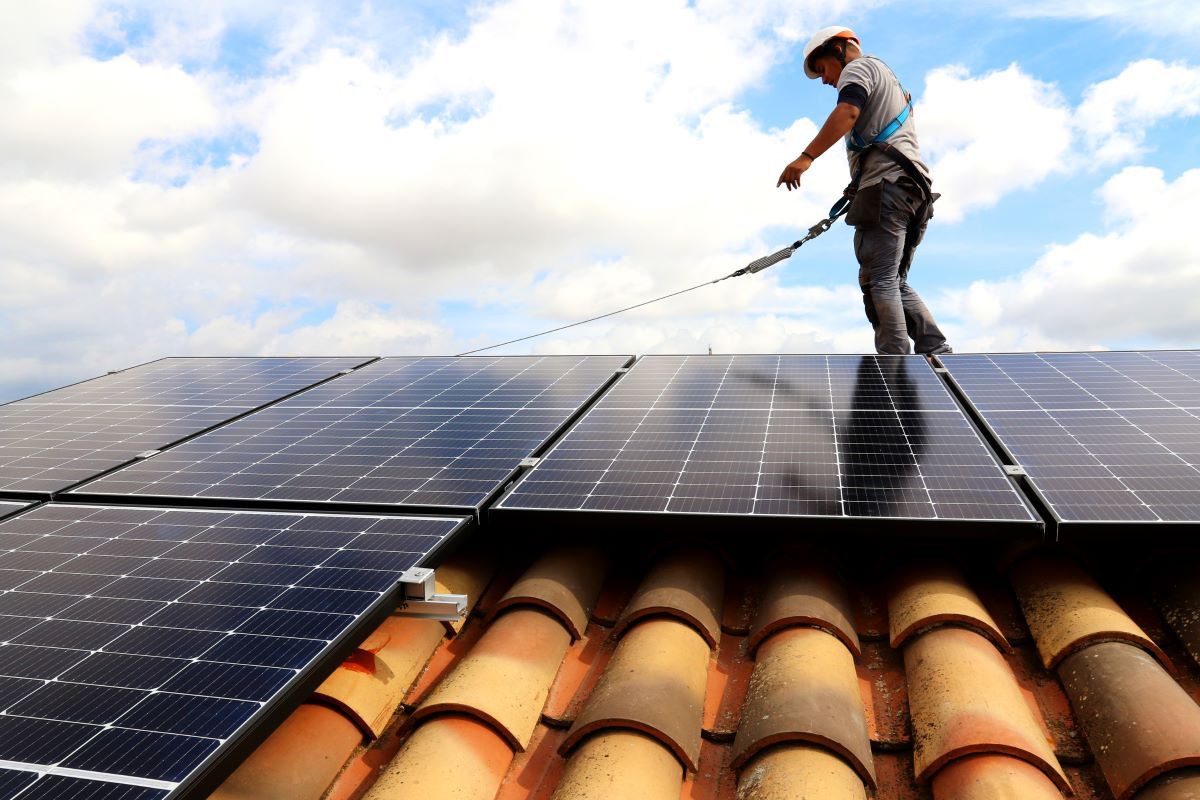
[777,100,861,191]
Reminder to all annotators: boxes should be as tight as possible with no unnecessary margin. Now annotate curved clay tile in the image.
[212,704,363,800]
[551,729,683,800]
[1150,560,1200,669]
[435,549,498,634]
[1059,642,1200,800]
[313,617,446,737]
[888,560,1010,652]
[411,607,573,750]
[1137,767,1200,800]
[731,627,875,789]
[747,559,860,657]
[363,714,514,800]
[563,617,710,771]
[903,627,1069,790]
[1011,554,1168,670]
[492,544,608,640]
[737,743,868,800]
[613,546,725,649]
[930,753,1065,800]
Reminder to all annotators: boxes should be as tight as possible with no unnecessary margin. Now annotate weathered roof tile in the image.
[930,753,1065,800]
[903,626,1068,790]
[1136,768,1200,800]
[1012,554,1168,670]
[737,743,868,800]
[551,730,683,800]
[888,560,1009,652]
[492,544,609,640]
[363,714,514,800]
[614,546,725,649]
[731,627,875,789]
[412,607,573,749]
[563,617,710,771]
[1150,560,1200,670]
[1059,642,1200,799]
[747,559,860,657]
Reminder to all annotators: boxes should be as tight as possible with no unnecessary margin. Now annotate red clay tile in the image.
[543,621,611,726]
[903,627,1068,790]
[211,703,363,800]
[875,751,932,800]
[747,560,860,657]
[1065,763,1112,800]
[1012,554,1168,670]
[492,544,609,640]
[703,631,753,741]
[732,627,875,788]
[722,572,754,635]
[859,640,911,749]
[436,548,500,635]
[972,570,1031,646]
[1059,641,1200,799]
[614,546,725,649]
[736,743,868,800]
[930,753,1065,800]
[889,560,1010,652]
[684,738,738,800]
[496,723,569,800]
[1137,768,1200,800]
[314,616,446,737]
[363,714,514,800]
[855,578,890,641]
[404,609,488,708]
[411,607,573,750]
[590,567,639,627]
[1008,644,1088,764]
[563,617,710,771]
[551,730,684,800]
[1150,561,1200,670]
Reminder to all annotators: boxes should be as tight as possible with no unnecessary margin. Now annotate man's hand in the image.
[777,154,813,191]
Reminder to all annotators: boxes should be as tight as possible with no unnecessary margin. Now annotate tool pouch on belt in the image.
[843,180,883,227]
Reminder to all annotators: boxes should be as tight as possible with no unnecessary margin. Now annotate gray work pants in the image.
[852,179,951,355]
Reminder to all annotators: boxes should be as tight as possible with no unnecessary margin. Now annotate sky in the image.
[2,0,1199,403]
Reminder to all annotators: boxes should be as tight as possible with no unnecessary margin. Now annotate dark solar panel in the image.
[0,358,371,497]
[495,355,1037,530]
[70,356,631,512]
[0,503,466,799]
[940,351,1200,526]
[0,502,28,521]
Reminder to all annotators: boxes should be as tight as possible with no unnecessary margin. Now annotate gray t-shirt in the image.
[836,55,930,189]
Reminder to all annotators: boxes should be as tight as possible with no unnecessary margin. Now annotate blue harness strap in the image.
[847,93,912,153]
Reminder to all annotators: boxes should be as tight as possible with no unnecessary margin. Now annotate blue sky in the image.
[1,0,1199,402]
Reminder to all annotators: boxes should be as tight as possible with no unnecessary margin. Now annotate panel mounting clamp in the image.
[136,450,161,459]
[338,368,355,375]
[1003,464,1027,477]
[519,457,541,468]
[396,568,468,621]
[933,367,949,374]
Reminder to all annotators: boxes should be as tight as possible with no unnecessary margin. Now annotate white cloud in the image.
[1001,0,1200,36]
[946,166,1200,351]
[1075,59,1200,163]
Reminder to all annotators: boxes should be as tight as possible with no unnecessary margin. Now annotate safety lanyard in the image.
[847,95,912,153]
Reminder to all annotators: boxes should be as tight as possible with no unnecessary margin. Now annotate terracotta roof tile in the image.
[1136,768,1200,800]
[732,627,875,789]
[1150,561,1200,670]
[703,629,754,740]
[930,753,1065,799]
[551,730,683,800]
[860,639,911,749]
[613,546,725,649]
[1012,554,1168,670]
[543,620,613,726]
[492,544,609,640]
[903,626,1068,790]
[747,558,860,657]
[888,560,1010,652]
[313,616,446,737]
[210,703,363,800]
[563,617,710,771]
[1059,642,1200,799]
[436,548,501,635]
[737,743,869,800]
[412,607,573,749]
[363,714,514,800]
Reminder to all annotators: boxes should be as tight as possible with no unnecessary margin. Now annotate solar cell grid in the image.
[0,358,370,497]
[72,356,632,511]
[941,351,1200,526]
[496,355,1036,528]
[0,503,465,799]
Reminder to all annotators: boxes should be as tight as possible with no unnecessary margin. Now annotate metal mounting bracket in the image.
[519,457,541,468]
[933,366,949,374]
[136,450,161,459]
[1003,464,1027,477]
[396,568,468,621]
[338,368,355,374]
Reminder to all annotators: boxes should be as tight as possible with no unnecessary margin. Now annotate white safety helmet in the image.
[802,25,859,79]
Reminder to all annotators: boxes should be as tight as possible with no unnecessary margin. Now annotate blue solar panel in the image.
[940,350,1200,528]
[0,358,371,497]
[496,355,1038,532]
[70,356,631,512]
[0,503,467,799]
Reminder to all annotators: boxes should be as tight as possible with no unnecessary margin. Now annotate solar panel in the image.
[939,350,1200,530]
[68,356,632,513]
[0,358,372,498]
[0,502,467,799]
[0,502,29,521]
[494,355,1038,533]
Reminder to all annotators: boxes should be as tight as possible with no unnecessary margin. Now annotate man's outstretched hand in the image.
[776,154,813,191]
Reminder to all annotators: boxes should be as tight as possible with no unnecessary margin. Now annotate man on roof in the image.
[777,26,953,356]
